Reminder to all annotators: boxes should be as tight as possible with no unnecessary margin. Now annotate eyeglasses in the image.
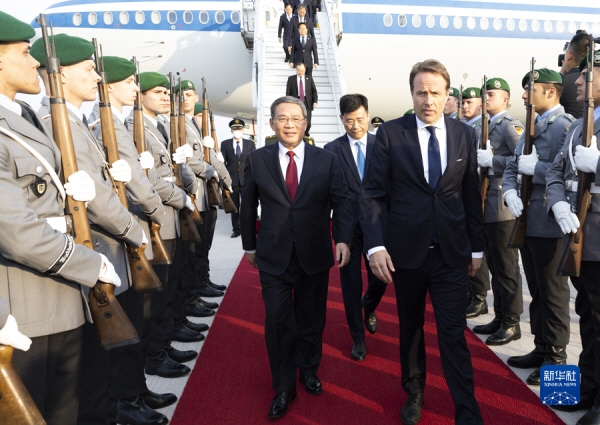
[274,117,306,125]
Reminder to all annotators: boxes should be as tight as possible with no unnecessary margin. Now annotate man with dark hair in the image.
[444,87,460,119]
[288,4,315,43]
[360,59,484,425]
[560,31,591,118]
[278,3,295,63]
[286,63,317,136]
[290,22,319,76]
[324,94,387,362]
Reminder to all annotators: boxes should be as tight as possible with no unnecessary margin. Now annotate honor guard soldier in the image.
[546,50,600,421]
[472,78,524,346]
[444,87,460,119]
[503,69,575,385]
[462,87,483,130]
[221,118,255,238]
[370,116,384,134]
[0,14,121,425]
[404,108,414,116]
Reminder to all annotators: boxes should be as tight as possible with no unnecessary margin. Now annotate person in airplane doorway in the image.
[360,59,484,425]
[241,96,353,420]
[289,22,319,77]
[370,116,384,134]
[471,78,524,347]
[221,119,255,238]
[324,94,388,362]
[286,62,317,137]
[444,87,460,119]
[503,69,575,386]
[278,3,295,63]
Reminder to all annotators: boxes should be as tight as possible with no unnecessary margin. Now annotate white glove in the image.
[64,170,96,202]
[109,159,132,183]
[139,151,154,170]
[518,144,539,176]
[477,140,493,168]
[212,172,220,183]
[504,189,524,218]
[575,135,600,173]
[97,253,121,287]
[552,201,580,234]
[216,152,225,163]
[172,149,187,165]
[0,315,32,351]
[202,136,215,148]
[185,195,195,211]
[178,144,193,159]
[141,231,148,245]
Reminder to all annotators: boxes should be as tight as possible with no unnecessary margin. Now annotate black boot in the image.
[576,396,600,425]
[472,316,501,335]
[486,321,521,345]
[466,294,488,319]
[117,396,168,425]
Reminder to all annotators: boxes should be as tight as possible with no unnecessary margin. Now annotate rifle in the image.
[201,78,221,206]
[0,345,46,424]
[168,73,201,242]
[93,41,162,293]
[558,42,595,276]
[131,58,171,265]
[479,76,490,214]
[38,14,138,349]
[457,84,463,121]
[508,58,536,249]
[209,104,238,214]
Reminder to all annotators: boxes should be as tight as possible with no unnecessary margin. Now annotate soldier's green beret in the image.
[485,77,510,93]
[404,109,414,116]
[140,72,169,92]
[194,103,203,115]
[0,12,35,42]
[30,34,94,67]
[448,87,460,98]
[174,79,196,93]
[101,56,136,83]
[371,116,384,126]
[462,87,481,99]
[521,68,563,89]
[579,50,600,72]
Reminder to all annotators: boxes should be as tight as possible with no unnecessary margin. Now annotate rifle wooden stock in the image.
[508,58,536,249]
[38,15,138,349]
[479,77,490,215]
[457,84,463,122]
[95,46,162,293]
[0,345,46,425]
[210,107,237,213]
[201,82,221,206]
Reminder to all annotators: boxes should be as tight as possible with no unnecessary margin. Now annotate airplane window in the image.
[104,12,113,25]
[467,16,475,30]
[411,14,421,28]
[544,20,552,33]
[568,21,577,33]
[518,19,527,32]
[215,11,225,24]
[88,12,97,26]
[120,12,129,25]
[151,11,161,24]
[135,11,145,24]
[167,11,177,24]
[453,16,462,29]
[231,11,240,24]
[199,11,209,24]
[73,13,82,27]
[183,11,193,24]
[480,17,489,30]
[398,15,407,27]
[493,17,502,30]
[426,15,435,29]
[439,15,449,29]
[531,19,539,32]
[556,21,564,33]
[383,13,392,27]
[506,18,515,31]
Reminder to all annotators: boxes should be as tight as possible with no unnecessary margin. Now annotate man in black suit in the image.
[290,0,313,18]
[278,3,295,62]
[241,96,353,419]
[360,59,484,425]
[288,4,315,43]
[286,63,318,136]
[221,118,255,238]
[311,0,321,21]
[290,22,318,76]
[324,94,388,362]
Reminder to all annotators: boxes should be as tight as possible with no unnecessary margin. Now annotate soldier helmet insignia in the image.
[533,70,539,80]
[494,80,501,88]
[595,51,600,63]
[470,89,476,97]
[187,81,193,88]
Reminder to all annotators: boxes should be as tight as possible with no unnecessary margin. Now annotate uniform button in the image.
[36,166,43,173]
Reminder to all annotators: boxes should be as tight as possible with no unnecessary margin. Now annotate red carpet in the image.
[172,257,565,425]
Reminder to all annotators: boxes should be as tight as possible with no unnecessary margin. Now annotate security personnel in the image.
[473,78,523,346]
[545,51,600,420]
[462,87,483,130]
[370,116,384,134]
[221,118,255,238]
[503,69,575,385]
[403,108,414,116]
[0,14,121,425]
[444,87,460,119]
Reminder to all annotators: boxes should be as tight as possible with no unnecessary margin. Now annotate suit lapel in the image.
[437,117,461,191]
[341,136,361,184]
[264,143,291,203]
[403,116,430,191]
[295,142,317,202]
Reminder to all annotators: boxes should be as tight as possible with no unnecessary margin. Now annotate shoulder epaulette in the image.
[496,117,504,124]
[548,114,558,123]
[564,113,576,122]
[503,116,515,122]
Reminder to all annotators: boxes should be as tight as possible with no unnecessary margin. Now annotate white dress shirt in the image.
[347,133,367,164]
[278,140,305,184]
[0,94,22,115]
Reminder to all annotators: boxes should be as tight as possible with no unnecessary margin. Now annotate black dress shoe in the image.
[364,310,378,334]
[576,403,600,425]
[351,342,366,361]
[268,386,297,419]
[401,393,424,425]
[197,284,224,298]
[466,296,488,319]
[185,302,215,317]
[299,373,322,395]
[472,318,501,335]
[184,319,209,333]
[117,396,168,425]
[172,325,205,343]
[195,296,219,309]
[139,390,178,410]
[485,323,521,346]
[145,351,191,378]
[231,231,240,238]
[166,344,198,363]
[526,368,541,385]
[507,350,544,368]
[207,280,227,291]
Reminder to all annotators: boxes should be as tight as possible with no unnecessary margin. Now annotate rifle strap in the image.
[0,125,66,207]
[568,125,580,175]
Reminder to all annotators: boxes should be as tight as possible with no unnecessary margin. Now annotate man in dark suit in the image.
[324,94,388,362]
[290,22,319,76]
[278,3,295,62]
[221,118,255,237]
[288,4,315,43]
[241,96,353,419]
[290,0,313,18]
[286,63,318,136]
[360,60,484,425]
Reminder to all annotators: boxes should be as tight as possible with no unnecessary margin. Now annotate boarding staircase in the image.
[252,1,346,147]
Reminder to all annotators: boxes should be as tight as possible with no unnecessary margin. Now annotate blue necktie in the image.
[236,141,241,160]
[356,142,365,180]
[426,126,442,191]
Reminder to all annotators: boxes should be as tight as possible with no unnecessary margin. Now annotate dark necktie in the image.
[236,141,241,160]
[82,114,89,129]
[157,121,169,143]
[299,78,305,102]
[301,36,305,47]
[426,126,442,191]
[21,107,46,135]
[191,117,203,138]
[285,151,298,202]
